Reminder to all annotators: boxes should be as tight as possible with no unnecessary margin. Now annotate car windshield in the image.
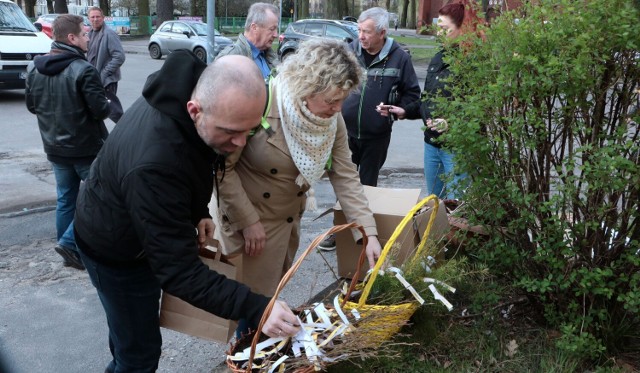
[190,22,207,36]
[187,22,222,37]
[0,2,37,32]
[344,23,358,36]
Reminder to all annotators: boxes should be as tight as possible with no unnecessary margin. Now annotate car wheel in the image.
[149,44,162,59]
[194,47,207,62]
[280,50,293,61]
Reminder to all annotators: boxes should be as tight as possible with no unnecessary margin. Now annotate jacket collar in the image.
[354,37,395,63]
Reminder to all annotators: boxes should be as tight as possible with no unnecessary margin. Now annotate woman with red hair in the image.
[378,0,484,199]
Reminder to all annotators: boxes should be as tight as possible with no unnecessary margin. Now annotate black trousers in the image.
[348,134,391,187]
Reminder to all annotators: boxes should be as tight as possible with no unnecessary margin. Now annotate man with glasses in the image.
[25,14,110,270]
[217,2,279,80]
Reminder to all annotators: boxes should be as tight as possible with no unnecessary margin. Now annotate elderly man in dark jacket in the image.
[74,51,300,372]
[342,7,421,187]
[26,14,110,270]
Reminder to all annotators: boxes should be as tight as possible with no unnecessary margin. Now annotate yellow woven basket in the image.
[227,223,367,373]
[340,195,440,346]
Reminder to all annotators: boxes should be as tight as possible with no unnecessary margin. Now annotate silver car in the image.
[148,20,232,61]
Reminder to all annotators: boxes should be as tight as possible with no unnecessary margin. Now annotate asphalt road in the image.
[0,35,429,373]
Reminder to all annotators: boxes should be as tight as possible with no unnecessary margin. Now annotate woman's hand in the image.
[426,118,448,133]
[262,300,301,338]
[376,103,406,119]
[241,221,266,257]
[365,235,382,269]
[196,218,215,250]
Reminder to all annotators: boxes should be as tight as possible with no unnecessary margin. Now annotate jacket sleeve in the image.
[80,65,111,120]
[403,97,423,120]
[216,145,262,231]
[101,30,126,82]
[123,165,269,326]
[25,63,36,114]
[328,116,378,238]
[397,54,421,109]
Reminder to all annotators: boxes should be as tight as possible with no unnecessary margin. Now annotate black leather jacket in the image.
[26,42,110,160]
[74,50,270,327]
[404,49,453,147]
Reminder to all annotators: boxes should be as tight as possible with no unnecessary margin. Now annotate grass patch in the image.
[394,35,439,64]
[393,35,438,47]
[408,47,438,64]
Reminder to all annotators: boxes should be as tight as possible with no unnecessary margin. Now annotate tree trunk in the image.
[300,0,309,19]
[337,0,348,19]
[24,0,36,17]
[138,0,151,35]
[156,0,173,25]
[407,0,415,29]
[326,0,348,19]
[401,0,409,27]
[101,0,111,18]
[53,0,68,14]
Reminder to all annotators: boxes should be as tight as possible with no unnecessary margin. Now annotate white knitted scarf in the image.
[275,76,337,188]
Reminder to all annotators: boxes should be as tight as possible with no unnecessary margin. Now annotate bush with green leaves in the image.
[439,0,639,362]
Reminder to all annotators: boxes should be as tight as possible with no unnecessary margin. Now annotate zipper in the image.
[357,56,387,139]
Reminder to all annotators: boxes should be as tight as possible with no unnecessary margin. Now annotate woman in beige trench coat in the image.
[211,38,383,334]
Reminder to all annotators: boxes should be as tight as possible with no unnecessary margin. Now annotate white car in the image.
[0,0,52,89]
[148,20,232,61]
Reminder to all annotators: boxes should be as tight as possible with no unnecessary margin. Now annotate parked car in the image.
[33,13,91,39]
[0,0,51,89]
[278,19,410,61]
[278,19,358,61]
[148,20,232,61]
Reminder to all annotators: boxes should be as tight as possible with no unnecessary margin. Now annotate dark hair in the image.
[439,0,486,43]
[52,14,83,42]
[439,2,465,29]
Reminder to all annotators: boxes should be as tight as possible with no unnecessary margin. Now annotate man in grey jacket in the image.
[216,2,279,80]
[87,7,125,98]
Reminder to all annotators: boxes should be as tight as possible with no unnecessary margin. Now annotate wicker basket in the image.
[226,223,368,373]
[340,195,441,346]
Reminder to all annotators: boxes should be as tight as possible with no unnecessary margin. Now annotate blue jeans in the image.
[78,249,162,373]
[51,161,91,251]
[423,142,466,200]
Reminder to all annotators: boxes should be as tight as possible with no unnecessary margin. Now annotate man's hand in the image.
[241,221,266,257]
[196,218,214,250]
[365,235,382,268]
[376,103,406,119]
[261,300,301,338]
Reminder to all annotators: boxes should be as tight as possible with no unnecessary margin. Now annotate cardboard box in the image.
[159,242,237,343]
[330,186,449,280]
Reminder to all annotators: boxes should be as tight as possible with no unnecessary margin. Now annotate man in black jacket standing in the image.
[319,7,420,251]
[341,7,420,187]
[26,14,110,270]
[74,51,300,372]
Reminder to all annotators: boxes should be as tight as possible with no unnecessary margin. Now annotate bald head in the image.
[193,55,265,113]
[188,55,267,154]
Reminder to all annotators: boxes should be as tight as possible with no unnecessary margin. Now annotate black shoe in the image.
[317,234,336,251]
[54,245,85,270]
